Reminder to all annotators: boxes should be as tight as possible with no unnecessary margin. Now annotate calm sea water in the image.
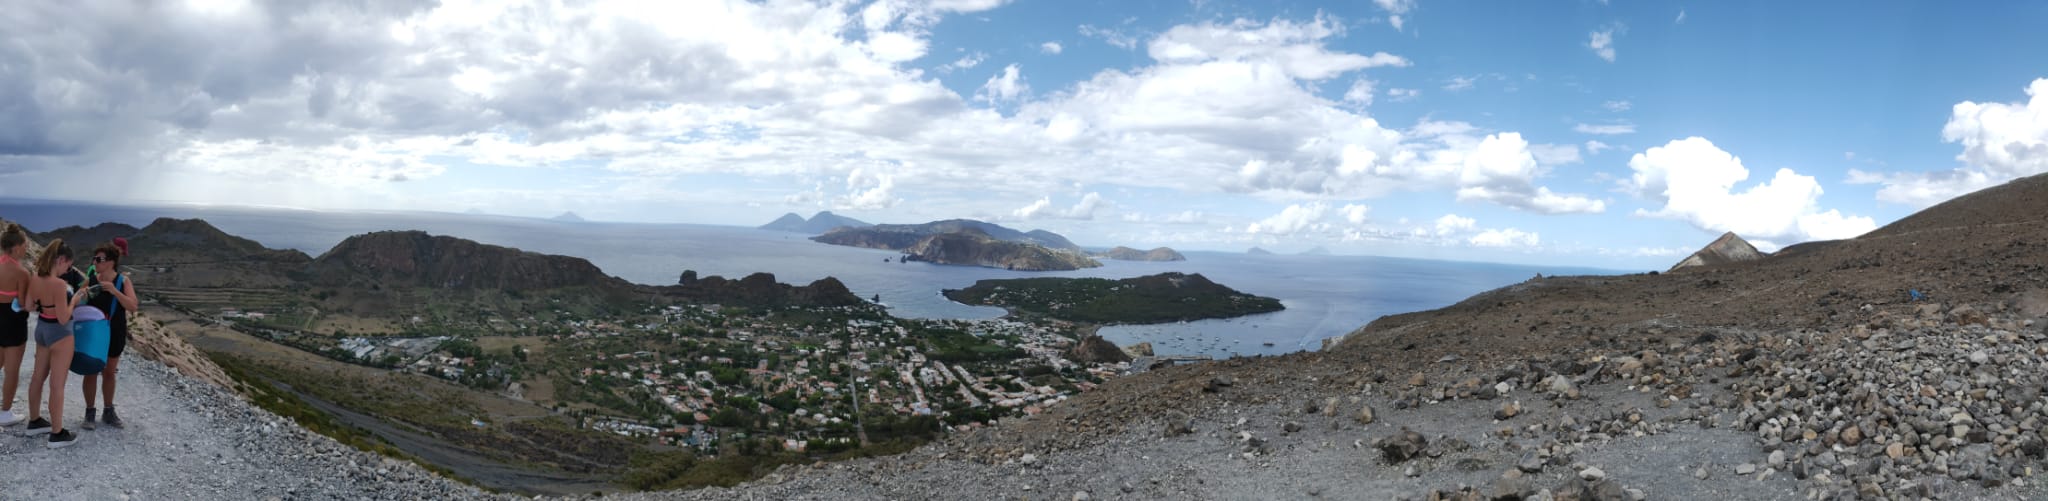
[1,202,1619,358]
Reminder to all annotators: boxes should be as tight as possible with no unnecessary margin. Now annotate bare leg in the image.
[47,336,72,433]
[83,373,97,409]
[0,345,21,411]
[100,357,119,407]
[26,342,48,421]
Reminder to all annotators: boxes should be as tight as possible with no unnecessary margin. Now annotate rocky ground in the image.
[1,339,501,500]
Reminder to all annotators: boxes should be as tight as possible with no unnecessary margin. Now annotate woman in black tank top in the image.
[83,242,138,430]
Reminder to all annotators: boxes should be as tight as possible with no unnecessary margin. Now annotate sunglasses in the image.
[92,256,109,263]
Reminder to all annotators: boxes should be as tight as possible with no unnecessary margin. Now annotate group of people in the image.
[0,224,136,449]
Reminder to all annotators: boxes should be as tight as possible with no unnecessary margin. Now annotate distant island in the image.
[551,211,586,222]
[812,219,1099,271]
[1090,246,1186,262]
[943,272,1284,324]
[1300,246,1331,256]
[1246,247,1274,255]
[759,211,872,235]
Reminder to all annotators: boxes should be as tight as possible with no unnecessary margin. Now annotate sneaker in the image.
[82,408,96,430]
[0,409,21,426]
[24,417,51,435]
[101,407,123,429]
[46,429,77,449]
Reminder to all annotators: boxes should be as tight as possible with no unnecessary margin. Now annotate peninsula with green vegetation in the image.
[942,272,1284,324]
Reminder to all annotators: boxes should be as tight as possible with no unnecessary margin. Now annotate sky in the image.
[3,0,2047,270]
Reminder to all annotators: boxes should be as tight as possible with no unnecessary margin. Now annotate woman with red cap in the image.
[81,238,136,429]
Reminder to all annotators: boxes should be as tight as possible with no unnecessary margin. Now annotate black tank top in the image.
[86,272,129,336]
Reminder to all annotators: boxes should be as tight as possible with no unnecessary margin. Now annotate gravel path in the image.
[0,340,497,500]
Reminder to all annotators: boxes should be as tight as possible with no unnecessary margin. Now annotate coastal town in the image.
[216,298,1131,457]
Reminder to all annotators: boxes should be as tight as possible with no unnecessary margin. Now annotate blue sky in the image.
[3,0,2047,269]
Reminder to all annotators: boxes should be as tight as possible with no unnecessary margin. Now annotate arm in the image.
[115,274,139,312]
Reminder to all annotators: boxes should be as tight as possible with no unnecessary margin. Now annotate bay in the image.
[1,202,1620,358]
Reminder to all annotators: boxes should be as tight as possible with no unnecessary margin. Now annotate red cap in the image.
[113,237,129,257]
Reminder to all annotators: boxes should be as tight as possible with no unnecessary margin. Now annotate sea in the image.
[1,202,1623,358]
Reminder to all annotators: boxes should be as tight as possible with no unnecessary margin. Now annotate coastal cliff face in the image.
[1093,246,1187,262]
[1666,232,1765,272]
[902,231,1101,271]
[308,231,626,291]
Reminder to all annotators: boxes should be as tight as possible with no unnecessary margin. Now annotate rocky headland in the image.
[943,272,1282,324]
[663,270,866,308]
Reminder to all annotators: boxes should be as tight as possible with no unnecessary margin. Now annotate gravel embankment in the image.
[1,340,499,500]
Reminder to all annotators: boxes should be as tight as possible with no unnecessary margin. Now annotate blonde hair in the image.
[34,238,69,278]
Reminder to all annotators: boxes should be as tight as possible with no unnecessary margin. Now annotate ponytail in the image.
[34,238,68,278]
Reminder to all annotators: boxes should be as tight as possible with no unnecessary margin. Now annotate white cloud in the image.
[1675,9,1687,24]
[1627,137,1877,242]
[1469,228,1539,248]
[939,52,987,72]
[1375,0,1416,31]
[1340,203,1371,224]
[1588,28,1617,62]
[1574,123,1636,135]
[1433,214,1475,235]
[1040,41,1063,54]
[1602,100,1632,112]
[866,31,930,63]
[977,64,1030,104]
[1124,210,1208,224]
[1343,79,1377,106]
[0,5,1626,237]
[1148,16,1409,81]
[1246,202,1330,235]
[837,168,901,211]
[1079,23,1140,50]
[1599,246,1690,257]
[1585,140,1613,155]
[1013,192,1107,220]
[1850,78,2048,207]
[1446,133,1606,214]
[1444,76,1476,91]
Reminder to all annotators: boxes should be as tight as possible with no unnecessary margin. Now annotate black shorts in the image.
[0,306,26,348]
[108,319,128,360]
